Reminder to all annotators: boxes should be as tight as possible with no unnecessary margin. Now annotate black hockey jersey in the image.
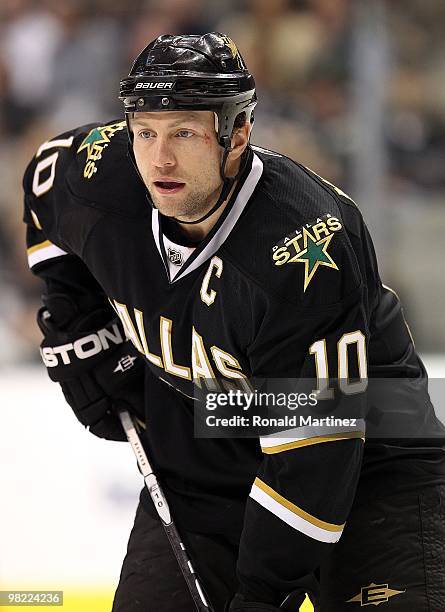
[23,120,445,602]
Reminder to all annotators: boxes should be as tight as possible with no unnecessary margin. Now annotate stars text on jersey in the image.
[77,121,126,179]
[271,214,342,291]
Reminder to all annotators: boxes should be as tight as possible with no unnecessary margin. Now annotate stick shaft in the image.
[118,409,210,611]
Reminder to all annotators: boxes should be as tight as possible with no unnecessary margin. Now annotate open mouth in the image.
[153,181,185,194]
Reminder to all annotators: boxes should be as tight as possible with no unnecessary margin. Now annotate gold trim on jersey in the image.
[27,239,52,255]
[134,308,163,368]
[253,477,344,532]
[261,430,365,454]
[160,316,192,380]
[191,326,217,389]
[30,209,42,230]
[250,477,344,542]
[27,239,69,268]
[304,165,357,206]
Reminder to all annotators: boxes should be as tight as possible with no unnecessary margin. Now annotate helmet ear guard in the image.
[119,33,257,224]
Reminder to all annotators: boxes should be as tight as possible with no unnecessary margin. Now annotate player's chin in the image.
[152,197,187,218]
[148,189,182,211]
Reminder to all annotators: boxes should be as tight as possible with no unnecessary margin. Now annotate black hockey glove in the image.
[228,594,281,611]
[37,295,145,441]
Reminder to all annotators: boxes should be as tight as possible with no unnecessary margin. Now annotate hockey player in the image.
[23,33,445,611]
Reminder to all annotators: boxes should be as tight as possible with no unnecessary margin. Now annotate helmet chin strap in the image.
[173,137,234,225]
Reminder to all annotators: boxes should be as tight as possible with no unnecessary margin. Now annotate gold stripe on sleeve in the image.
[254,477,345,533]
[261,431,365,454]
[27,239,52,255]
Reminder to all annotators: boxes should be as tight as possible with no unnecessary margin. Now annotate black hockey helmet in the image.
[119,32,256,150]
[119,33,256,224]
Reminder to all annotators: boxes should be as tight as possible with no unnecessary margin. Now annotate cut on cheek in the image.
[203,131,212,145]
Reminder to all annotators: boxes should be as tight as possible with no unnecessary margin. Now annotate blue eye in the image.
[176,130,193,138]
[139,130,154,139]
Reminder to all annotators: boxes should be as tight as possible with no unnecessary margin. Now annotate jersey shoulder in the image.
[225,147,370,308]
[252,145,360,223]
[23,120,148,253]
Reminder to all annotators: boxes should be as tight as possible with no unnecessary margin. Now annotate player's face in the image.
[131,111,223,221]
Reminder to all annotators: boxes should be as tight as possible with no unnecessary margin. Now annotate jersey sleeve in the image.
[23,128,115,320]
[236,229,369,603]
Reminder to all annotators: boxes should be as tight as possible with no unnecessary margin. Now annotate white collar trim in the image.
[151,152,263,283]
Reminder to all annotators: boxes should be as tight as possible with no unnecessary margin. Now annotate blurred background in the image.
[0,0,444,610]
[1,0,445,363]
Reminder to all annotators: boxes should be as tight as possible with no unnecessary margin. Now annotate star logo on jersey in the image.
[292,228,338,291]
[346,583,406,607]
[77,121,126,179]
[271,214,342,291]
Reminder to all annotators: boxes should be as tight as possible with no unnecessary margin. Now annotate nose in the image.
[151,136,176,169]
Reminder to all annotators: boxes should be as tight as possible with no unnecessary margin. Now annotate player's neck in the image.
[175,152,246,241]
[174,178,238,242]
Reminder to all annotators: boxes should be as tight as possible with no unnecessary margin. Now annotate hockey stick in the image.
[118,408,211,612]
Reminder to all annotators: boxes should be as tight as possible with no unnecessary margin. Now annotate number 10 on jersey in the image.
[309,330,368,399]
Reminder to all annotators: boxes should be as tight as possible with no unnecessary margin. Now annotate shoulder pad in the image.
[225,152,363,307]
[24,119,147,213]
[66,120,147,213]
[23,120,149,254]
